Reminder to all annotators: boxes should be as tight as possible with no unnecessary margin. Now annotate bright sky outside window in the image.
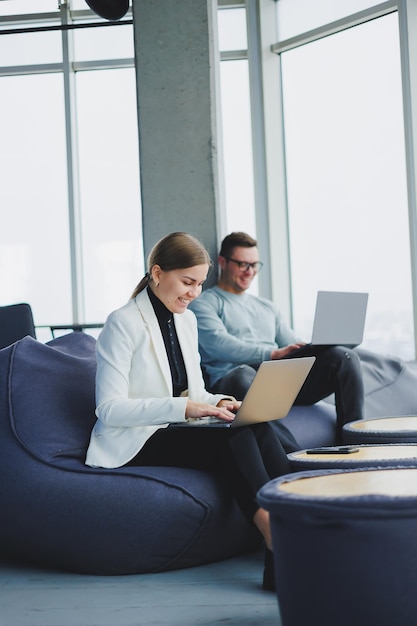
[217,6,247,51]
[0,25,62,65]
[0,0,58,16]
[76,68,142,322]
[219,59,256,238]
[281,13,413,359]
[0,73,72,327]
[73,23,133,62]
[218,7,258,292]
[276,0,383,40]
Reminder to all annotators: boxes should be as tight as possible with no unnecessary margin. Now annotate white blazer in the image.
[85,289,228,468]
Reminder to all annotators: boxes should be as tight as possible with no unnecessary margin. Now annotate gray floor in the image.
[0,549,281,626]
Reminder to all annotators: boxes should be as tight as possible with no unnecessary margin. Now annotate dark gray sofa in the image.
[0,333,416,575]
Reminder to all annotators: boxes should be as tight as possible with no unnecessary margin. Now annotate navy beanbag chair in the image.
[0,333,258,574]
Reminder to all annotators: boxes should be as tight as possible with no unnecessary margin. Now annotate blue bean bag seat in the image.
[279,400,337,448]
[0,333,260,575]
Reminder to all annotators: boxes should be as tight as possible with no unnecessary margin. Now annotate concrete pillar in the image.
[132,0,224,274]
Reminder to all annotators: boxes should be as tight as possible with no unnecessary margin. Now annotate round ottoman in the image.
[288,443,417,471]
[343,415,417,444]
[258,467,417,626]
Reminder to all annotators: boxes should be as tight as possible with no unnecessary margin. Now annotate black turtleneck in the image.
[147,286,188,397]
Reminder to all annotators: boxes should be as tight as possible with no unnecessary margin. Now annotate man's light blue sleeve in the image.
[273,304,301,346]
[190,293,273,365]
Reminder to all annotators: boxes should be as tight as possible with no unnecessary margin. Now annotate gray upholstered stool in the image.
[288,443,417,471]
[258,467,417,626]
[343,415,417,444]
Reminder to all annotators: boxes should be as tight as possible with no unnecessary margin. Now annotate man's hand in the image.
[270,343,306,360]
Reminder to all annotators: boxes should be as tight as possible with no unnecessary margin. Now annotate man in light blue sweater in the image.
[189,232,364,444]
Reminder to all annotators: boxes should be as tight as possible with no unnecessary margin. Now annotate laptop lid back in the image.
[232,356,315,427]
[311,291,368,347]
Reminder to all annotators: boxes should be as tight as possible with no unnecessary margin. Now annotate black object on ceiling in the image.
[85,0,129,21]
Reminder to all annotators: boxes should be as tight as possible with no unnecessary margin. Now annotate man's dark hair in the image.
[219,232,258,258]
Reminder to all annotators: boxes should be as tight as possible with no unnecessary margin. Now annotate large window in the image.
[0,73,72,324]
[219,59,256,237]
[218,6,256,239]
[2,0,415,363]
[218,5,259,297]
[218,2,414,359]
[0,1,142,336]
[76,68,141,322]
[280,12,412,359]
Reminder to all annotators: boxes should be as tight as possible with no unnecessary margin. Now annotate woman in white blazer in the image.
[85,232,291,591]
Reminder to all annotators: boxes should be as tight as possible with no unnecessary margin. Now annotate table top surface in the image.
[349,416,417,431]
[294,444,417,462]
[279,467,417,497]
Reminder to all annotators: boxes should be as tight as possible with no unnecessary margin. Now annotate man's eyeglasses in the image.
[225,257,264,272]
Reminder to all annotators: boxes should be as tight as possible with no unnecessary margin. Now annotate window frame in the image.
[265,0,417,355]
[0,2,135,325]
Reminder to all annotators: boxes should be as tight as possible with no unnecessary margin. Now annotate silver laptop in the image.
[289,290,368,357]
[175,356,315,428]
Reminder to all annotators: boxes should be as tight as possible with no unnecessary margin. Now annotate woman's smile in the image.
[151,263,209,314]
